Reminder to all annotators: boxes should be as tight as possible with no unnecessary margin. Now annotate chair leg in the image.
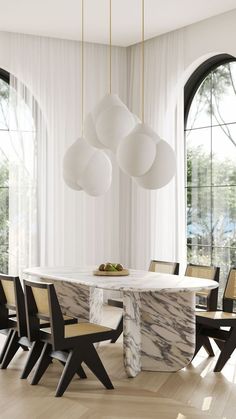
[82,343,114,390]
[192,324,204,358]
[111,315,123,343]
[20,344,29,352]
[1,330,20,369]
[193,323,214,359]
[203,337,215,357]
[55,349,83,397]
[31,343,52,385]
[214,328,236,372]
[76,364,87,379]
[0,329,14,364]
[21,341,44,379]
[214,338,224,350]
[58,359,87,379]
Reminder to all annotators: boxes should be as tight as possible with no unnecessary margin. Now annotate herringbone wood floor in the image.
[0,305,236,419]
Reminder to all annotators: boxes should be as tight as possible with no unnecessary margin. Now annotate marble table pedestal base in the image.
[123,291,196,377]
[39,278,196,378]
[40,279,103,323]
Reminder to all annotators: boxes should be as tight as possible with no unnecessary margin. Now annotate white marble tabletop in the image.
[24,266,219,294]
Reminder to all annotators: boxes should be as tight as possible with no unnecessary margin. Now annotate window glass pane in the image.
[186,127,211,187]
[0,186,8,246]
[0,245,8,274]
[0,79,9,130]
[212,247,236,306]
[8,87,35,132]
[187,245,211,266]
[0,131,36,181]
[187,186,211,246]
[0,150,8,187]
[212,186,236,248]
[212,62,236,126]
[186,74,211,129]
[212,125,236,186]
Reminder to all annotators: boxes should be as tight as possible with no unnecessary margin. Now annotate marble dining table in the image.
[24,266,218,378]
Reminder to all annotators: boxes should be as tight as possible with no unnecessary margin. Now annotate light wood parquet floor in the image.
[0,305,236,419]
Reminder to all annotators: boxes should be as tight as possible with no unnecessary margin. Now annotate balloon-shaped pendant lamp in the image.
[63,0,112,196]
[84,0,136,152]
[117,0,176,188]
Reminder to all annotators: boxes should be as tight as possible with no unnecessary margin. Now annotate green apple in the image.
[104,263,117,271]
[115,263,123,271]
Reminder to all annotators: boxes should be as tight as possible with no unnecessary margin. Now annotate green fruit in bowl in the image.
[104,263,117,272]
[98,264,105,271]
[115,263,123,271]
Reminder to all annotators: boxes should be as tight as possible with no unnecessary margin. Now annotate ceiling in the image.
[0,0,236,47]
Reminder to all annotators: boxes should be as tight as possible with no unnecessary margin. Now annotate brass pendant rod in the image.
[109,0,112,94]
[81,0,84,136]
[141,0,145,123]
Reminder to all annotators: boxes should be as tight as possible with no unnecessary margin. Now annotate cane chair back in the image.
[24,280,64,345]
[149,260,179,275]
[185,264,220,311]
[223,268,236,312]
[0,275,26,336]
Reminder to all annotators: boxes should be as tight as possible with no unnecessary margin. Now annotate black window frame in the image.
[184,54,236,298]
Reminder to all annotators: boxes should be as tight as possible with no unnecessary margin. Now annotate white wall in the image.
[182,9,236,83]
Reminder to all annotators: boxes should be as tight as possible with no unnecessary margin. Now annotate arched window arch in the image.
[0,68,37,275]
[184,54,236,301]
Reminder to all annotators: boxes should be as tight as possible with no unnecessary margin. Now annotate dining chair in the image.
[24,279,115,397]
[185,264,220,311]
[185,264,220,358]
[0,274,78,378]
[108,260,180,343]
[0,274,29,368]
[194,267,236,372]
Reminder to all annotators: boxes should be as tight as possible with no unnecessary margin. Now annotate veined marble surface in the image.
[41,279,103,323]
[24,267,218,377]
[123,291,196,376]
[24,266,218,294]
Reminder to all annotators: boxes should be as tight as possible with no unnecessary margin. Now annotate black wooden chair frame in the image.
[24,279,115,397]
[185,264,220,311]
[194,268,236,372]
[0,275,30,369]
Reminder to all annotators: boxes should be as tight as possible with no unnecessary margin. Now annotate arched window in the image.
[0,69,37,275]
[185,54,236,301]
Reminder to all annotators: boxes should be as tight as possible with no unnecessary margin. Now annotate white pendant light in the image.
[135,140,176,189]
[80,151,112,196]
[117,0,176,187]
[84,0,136,152]
[117,122,158,177]
[63,0,112,196]
[63,137,112,195]
[84,112,104,149]
[63,137,94,190]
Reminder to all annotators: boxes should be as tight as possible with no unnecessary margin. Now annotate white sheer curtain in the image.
[0,29,185,274]
[3,78,38,276]
[3,33,127,269]
[123,30,186,270]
